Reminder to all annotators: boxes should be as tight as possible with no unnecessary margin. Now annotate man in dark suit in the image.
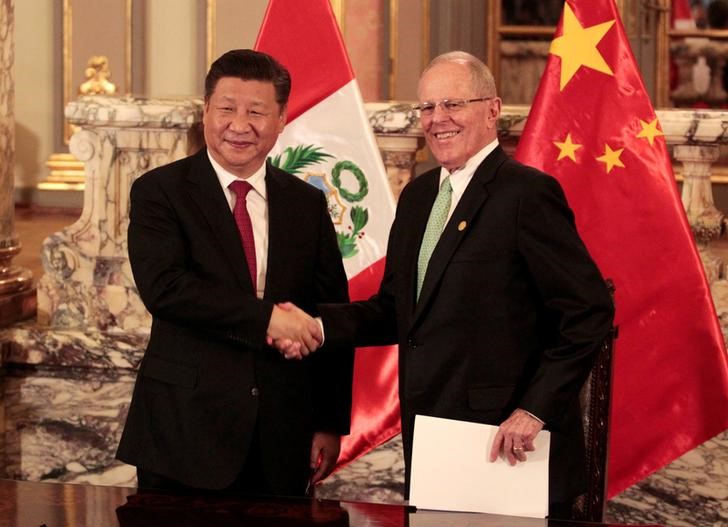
[289,51,614,517]
[116,49,353,497]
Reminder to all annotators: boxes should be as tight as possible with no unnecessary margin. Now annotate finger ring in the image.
[513,447,524,452]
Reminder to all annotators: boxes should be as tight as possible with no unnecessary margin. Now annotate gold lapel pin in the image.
[458,221,467,232]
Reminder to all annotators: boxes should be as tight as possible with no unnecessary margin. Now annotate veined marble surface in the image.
[317,430,728,527]
[0,326,146,485]
[3,375,134,482]
[1,325,147,369]
[65,95,203,128]
[607,429,728,527]
[318,435,406,504]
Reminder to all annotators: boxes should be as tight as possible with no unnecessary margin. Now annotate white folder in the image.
[409,415,551,518]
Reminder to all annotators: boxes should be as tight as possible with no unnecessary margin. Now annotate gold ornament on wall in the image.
[43,55,119,195]
[79,55,117,95]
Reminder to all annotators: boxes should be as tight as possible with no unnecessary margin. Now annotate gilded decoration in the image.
[78,55,117,96]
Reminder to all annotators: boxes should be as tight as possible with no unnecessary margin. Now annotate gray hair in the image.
[422,51,496,98]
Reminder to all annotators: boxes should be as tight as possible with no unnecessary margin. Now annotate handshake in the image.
[266,302,322,360]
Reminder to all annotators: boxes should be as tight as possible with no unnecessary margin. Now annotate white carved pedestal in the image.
[37,97,203,329]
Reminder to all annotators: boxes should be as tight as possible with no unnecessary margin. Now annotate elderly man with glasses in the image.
[281,51,614,519]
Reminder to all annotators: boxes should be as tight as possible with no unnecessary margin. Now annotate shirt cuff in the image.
[316,316,325,346]
[520,409,545,425]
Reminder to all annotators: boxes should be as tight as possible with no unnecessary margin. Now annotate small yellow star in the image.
[636,118,664,146]
[596,144,625,173]
[550,3,615,91]
[554,133,582,162]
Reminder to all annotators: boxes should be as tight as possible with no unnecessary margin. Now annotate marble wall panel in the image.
[0,326,146,486]
[2,374,133,482]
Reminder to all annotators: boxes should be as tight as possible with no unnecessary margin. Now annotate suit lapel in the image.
[263,163,292,301]
[412,147,508,325]
[185,149,255,294]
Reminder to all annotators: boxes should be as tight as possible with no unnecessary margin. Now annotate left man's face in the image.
[203,76,286,179]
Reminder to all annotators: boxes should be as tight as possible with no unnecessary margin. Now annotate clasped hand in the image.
[266,302,322,359]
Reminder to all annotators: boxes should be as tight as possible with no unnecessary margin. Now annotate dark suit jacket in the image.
[117,149,353,494]
[319,146,614,504]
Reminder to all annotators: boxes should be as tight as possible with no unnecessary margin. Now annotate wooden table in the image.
[0,479,662,526]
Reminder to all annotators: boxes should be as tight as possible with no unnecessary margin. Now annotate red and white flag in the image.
[515,0,728,496]
[256,0,400,469]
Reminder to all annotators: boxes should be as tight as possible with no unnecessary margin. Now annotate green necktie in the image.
[417,176,453,299]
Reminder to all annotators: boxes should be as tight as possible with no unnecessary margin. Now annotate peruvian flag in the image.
[515,0,728,496]
[255,1,400,469]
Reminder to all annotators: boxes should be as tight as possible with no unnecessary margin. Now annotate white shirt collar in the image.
[439,139,500,223]
[207,150,267,200]
[440,138,500,182]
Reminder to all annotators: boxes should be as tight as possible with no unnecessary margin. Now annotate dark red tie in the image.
[229,180,257,289]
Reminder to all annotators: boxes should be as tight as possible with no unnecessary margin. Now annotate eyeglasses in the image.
[412,97,493,116]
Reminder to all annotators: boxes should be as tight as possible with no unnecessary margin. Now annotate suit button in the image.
[407,339,417,349]
[251,387,260,397]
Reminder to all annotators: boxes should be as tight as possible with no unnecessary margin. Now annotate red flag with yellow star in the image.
[515,0,728,497]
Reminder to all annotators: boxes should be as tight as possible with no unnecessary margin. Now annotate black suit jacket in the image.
[117,149,353,494]
[320,146,614,504]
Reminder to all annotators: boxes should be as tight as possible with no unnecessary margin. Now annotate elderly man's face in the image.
[203,76,286,179]
[417,62,500,171]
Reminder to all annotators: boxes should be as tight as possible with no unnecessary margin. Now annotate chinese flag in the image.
[256,0,401,470]
[515,0,728,496]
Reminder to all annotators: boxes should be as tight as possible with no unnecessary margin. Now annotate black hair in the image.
[204,49,291,106]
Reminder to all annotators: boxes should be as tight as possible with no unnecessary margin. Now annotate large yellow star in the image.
[636,118,664,146]
[550,4,615,91]
[596,144,625,173]
[554,133,582,161]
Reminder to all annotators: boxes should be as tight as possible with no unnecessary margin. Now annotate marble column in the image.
[377,137,422,199]
[674,144,723,282]
[367,103,424,198]
[675,142,728,345]
[0,0,33,325]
